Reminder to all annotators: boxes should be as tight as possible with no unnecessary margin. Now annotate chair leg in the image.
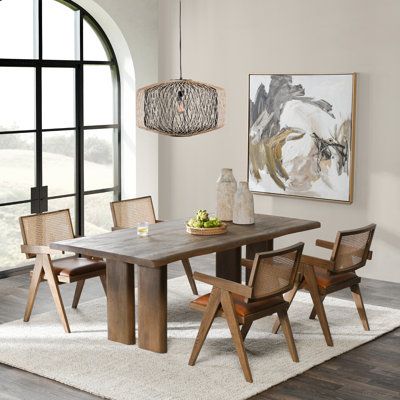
[181,259,198,295]
[351,284,370,331]
[24,256,45,322]
[241,321,253,340]
[42,255,71,333]
[309,295,326,320]
[221,290,253,383]
[303,265,333,347]
[100,274,107,296]
[278,309,299,362]
[72,280,85,309]
[189,287,221,366]
[272,282,300,334]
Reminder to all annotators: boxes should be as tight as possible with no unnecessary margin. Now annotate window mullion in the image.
[75,64,84,236]
[113,65,121,202]
[75,10,84,235]
[32,0,45,214]
[34,66,43,196]
[38,0,43,60]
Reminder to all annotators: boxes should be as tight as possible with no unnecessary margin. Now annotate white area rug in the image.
[0,276,399,400]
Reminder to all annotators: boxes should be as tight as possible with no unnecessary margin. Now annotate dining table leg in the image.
[245,239,273,283]
[138,264,168,353]
[216,247,242,283]
[106,259,135,345]
[303,264,334,347]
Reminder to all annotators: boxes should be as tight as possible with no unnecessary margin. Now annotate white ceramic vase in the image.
[216,168,237,221]
[233,181,255,225]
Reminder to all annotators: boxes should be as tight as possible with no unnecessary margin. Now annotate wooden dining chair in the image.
[188,242,304,383]
[20,209,107,333]
[271,224,376,335]
[110,196,198,295]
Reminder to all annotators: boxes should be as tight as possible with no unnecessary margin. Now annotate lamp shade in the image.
[137,79,225,137]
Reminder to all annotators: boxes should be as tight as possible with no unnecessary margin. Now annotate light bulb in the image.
[177,101,185,113]
[177,90,185,113]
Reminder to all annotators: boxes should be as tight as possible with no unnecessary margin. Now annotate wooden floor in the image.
[0,255,399,400]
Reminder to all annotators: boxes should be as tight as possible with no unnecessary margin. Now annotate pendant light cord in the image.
[179,0,182,80]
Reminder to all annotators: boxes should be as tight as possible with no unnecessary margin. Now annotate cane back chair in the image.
[189,242,304,383]
[271,224,376,335]
[20,209,107,333]
[110,196,198,295]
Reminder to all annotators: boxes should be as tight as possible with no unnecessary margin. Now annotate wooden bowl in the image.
[186,223,227,236]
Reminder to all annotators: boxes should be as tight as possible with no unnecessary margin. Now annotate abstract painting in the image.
[248,74,356,203]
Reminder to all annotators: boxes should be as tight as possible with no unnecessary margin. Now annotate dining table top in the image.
[50,214,321,268]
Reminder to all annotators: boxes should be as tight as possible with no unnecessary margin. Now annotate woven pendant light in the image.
[136,1,225,137]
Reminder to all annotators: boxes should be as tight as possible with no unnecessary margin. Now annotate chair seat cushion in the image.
[313,266,358,289]
[52,257,106,277]
[191,292,285,317]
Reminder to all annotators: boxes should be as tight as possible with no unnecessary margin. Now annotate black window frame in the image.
[0,0,122,239]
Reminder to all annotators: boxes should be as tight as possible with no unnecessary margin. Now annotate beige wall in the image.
[158,0,400,283]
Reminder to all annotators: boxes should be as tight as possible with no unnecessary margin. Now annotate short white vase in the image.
[216,168,237,221]
[233,181,255,225]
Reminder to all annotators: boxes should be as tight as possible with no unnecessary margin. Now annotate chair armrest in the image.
[300,254,335,271]
[193,272,252,297]
[241,258,253,269]
[21,244,58,255]
[315,239,334,250]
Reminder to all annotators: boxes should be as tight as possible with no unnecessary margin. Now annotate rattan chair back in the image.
[248,242,304,300]
[110,196,156,229]
[331,224,376,273]
[20,209,74,259]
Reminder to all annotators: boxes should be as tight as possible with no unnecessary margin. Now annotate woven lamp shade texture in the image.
[137,79,225,137]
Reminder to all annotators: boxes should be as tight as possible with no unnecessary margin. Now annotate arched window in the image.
[0,0,121,273]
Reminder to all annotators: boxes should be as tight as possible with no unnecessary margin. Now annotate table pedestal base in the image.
[106,260,135,345]
[216,247,242,283]
[138,265,168,353]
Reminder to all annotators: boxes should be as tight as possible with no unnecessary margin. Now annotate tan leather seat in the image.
[191,293,285,317]
[52,257,106,277]
[313,266,357,289]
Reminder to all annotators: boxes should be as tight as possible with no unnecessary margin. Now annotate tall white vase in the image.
[233,182,255,225]
[216,168,237,221]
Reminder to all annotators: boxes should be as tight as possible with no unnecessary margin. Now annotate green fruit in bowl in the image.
[188,210,223,229]
[208,217,221,227]
[187,218,196,227]
[193,221,204,228]
[196,209,209,222]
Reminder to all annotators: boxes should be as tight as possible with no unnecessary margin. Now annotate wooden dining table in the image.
[50,213,332,353]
